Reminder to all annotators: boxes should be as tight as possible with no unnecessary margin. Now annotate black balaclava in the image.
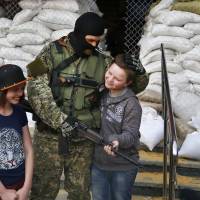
[69,12,104,57]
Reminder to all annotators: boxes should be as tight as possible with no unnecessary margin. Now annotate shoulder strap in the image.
[52,39,79,73]
[55,53,79,73]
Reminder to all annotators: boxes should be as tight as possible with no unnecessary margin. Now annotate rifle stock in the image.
[74,121,139,166]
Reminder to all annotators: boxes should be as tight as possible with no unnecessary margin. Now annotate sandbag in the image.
[179,131,200,160]
[182,60,200,73]
[190,35,200,45]
[140,106,164,151]
[0,38,15,48]
[42,0,79,12]
[22,44,44,56]
[141,48,175,66]
[10,21,52,40]
[12,9,39,26]
[37,9,79,26]
[51,29,73,41]
[184,23,200,35]
[144,60,182,74]
[7,33,45,46]
[0,47,34,61]
[139,36,194,58]
[18,0,43,9]
[152,24,194,38]
[154,10,200,26]
[171,1,200,15]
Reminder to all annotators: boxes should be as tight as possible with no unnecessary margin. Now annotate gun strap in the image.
[54,53,79,74]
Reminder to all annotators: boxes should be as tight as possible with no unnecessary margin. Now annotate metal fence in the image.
[1,0,155,57]
[125,0,155,57]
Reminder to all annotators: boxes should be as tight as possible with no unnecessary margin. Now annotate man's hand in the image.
[104,140,119,156]
[61,116,78,137]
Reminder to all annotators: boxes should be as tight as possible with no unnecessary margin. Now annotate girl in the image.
[0,64,33,200]
[91,54,142,200]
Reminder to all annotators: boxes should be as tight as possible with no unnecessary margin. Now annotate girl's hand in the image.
[16,188,29,200]
[104,140,119,156]
[1,189,18,200]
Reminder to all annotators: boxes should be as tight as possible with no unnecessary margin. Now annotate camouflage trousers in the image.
[30,127,93,200]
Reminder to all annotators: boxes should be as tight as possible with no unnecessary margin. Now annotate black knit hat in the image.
[0,64,26,91]
[74,12,104,37]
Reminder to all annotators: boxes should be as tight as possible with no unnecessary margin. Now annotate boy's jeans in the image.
[91,164,138,200]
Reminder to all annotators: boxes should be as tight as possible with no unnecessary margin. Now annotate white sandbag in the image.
[139,36,194,58]
[179,131,200,160]
[0,38,15,48]
[33,17,72,30]
[0,29,8,38]
[184,23,200,35]
[172,91,200,121]
[148,72,174,86]
[188,113,200,131]
[190,35,200,45]
[145,83,162,95]
[10,21,52,40]
[154,10,200,26]
[183,69,200,85]
[150,0,174,17]
[37,9,79,26]
[22,44,44,56]
[7,33,45,46]
[18,0,43,9]
[4,59,29,75]
[140,106,164,151]
[0,18,12,29]
[51,29,73,41]
[174,46,200,62]
[143,18,155,33]
[152,24,194,39]
[192,84,200,96]
[12,9,39,26]
[0,47,34,61]
[182,60,200,73]
[169,71,190,91]
[42,0,79,12]
[141,49,175,66]
[144,60,182,74]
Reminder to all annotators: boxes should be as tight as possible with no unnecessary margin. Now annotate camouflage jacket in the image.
[27,36,110,131]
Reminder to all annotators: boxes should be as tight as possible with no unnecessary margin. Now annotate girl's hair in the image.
[0,91,7,107]
[113,54,136,86]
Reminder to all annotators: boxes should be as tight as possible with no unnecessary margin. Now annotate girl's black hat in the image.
[0,64,27,91]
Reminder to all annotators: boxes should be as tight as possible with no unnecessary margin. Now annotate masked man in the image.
[27,12,148,200]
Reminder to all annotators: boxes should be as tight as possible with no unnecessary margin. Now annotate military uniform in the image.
[27,35,110,200]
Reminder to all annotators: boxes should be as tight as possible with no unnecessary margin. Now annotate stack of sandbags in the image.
[0,0,102,133]
[138,0,200,150]
[0,0,102,74]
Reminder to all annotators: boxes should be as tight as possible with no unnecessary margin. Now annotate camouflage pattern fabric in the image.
[30,127,93,200]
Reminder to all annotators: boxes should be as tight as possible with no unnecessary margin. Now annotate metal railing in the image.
[161,44,178,200]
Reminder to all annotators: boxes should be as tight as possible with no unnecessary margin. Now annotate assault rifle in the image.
[73,121,139,166]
